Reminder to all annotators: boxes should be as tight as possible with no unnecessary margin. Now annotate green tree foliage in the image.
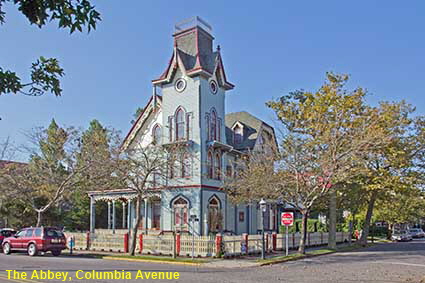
[0,0,101,97]
[226,73,400,254]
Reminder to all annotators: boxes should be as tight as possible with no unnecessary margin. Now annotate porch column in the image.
[107,201,111,230]
[122,202,127,229]
[144,198,148,231]
[127,199,132,232]
[90,196,96,233]
[112,200,116,234]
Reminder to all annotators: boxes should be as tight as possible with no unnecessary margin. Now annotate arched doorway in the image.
[172,197,189,231]
[208,196,222,234]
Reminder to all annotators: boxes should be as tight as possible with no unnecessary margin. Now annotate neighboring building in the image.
[88,17,278,235]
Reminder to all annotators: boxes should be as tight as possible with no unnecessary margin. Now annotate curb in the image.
[103,256,203,266]
[257,243,376,266]
[258,251,335,266]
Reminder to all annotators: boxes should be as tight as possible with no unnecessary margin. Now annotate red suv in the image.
[2,227,66,256]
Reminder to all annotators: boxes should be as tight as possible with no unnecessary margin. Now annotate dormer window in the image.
[234,124,243,144]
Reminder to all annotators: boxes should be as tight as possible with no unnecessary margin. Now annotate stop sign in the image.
[281,212,294,226]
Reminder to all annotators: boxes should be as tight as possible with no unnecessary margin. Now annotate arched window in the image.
[214,152,221,180]
[181,152,191,178]
[173,197,188,230]
[208,197,222,233]
[152,124,161,145]
[234,125,243,144]
[207,151,213,179]
[211,110,217,140]
[175,108,185,141]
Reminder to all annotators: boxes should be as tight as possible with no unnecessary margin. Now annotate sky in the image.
[1,0,424,161]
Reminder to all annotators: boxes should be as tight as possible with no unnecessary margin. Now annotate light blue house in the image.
[88,17,279,236]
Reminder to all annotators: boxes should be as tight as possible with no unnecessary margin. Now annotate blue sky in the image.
[1,1,424,161]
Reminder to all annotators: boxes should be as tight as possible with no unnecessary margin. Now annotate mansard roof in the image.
[225,111,275,150]
[152,26,234,90]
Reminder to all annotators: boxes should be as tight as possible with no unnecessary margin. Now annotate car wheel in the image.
[3,243,11,255]
[27,243,38,256]
[51,250,61,257]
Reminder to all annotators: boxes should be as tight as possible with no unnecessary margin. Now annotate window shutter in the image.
[217,118,222,142]
[168,116,173,142]
[205,114,210,141]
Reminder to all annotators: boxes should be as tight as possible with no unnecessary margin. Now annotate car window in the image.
[15,230,25,237]
[45,229,64,237]
[3,231,14,237]
[34,228,42,237]
[25,229,34,237]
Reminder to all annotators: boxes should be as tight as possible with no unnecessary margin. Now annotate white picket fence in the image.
[63,231,350,257]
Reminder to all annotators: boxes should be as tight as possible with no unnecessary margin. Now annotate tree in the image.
[65,119,122,230]
[131,107,144,124]
[0,120,85,226]
[0,136,15,160]
[355,104,423,245]
[0,0,101,97]
[117,143,185,256]
[227,73,393,253]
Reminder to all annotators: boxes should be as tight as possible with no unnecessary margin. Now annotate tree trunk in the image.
[298,211,308,254]
[36,211,42,227]
[129,196,141,256]
[328,190,337,249]
[359,191,378,246]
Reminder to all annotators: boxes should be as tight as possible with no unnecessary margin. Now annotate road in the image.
[0,239,424,283]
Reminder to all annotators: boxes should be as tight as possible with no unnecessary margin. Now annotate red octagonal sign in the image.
[281,212,294,226]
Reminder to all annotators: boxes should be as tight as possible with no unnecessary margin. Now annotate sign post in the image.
[189,215,199,260]
[281,212,294,256]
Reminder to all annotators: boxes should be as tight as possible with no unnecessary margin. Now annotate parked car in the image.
[2,227,66,256]
[408,228,425,238]
[391,231,413,242]
[0,229,16,250]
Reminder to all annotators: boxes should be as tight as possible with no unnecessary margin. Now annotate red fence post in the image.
[86,231,90,250]
[176,233,181,256]
[215,233,222,256]
[272,232,277,251]
[139,234,143,254]
[124,233,129,253]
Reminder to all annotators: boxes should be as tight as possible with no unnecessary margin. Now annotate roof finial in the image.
[217,45,221,52]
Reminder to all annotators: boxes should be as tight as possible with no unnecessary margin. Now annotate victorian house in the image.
[88,17,279,236]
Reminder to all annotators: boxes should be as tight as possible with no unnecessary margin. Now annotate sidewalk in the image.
[62,241,366,269]
[204,241,361,268]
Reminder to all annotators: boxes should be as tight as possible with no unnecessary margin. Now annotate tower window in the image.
[214,152,221,180]
[210,80,218,94]
[175,78,186,92]
[175,108,185,140]
[211,110,217,140]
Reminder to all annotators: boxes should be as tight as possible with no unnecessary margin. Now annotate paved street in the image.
[0,240,424,283]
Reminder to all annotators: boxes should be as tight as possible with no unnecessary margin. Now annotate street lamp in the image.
[189,214,199,260]
[259,198,267,260]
